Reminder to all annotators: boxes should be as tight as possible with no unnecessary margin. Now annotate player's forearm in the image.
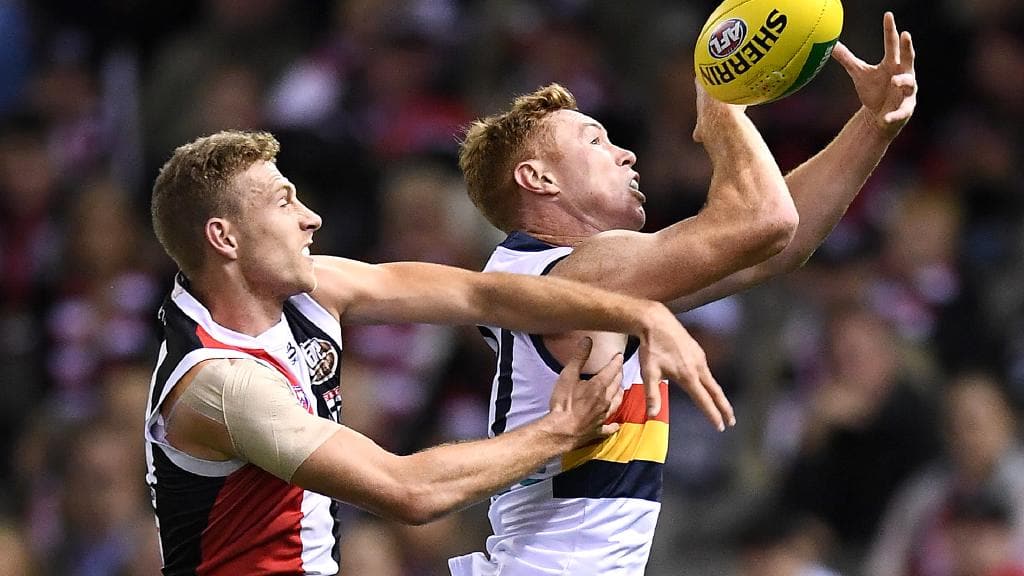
[774,106,895,271]
[700,109,798,262]
[585,111,797,302]
[339,262,653,337]
[387,413,576,525]
[292,414,577,526]
[668,108,896,311]
[471,271,660,337]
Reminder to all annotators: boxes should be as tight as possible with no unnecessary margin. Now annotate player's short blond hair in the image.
[151,130,280,274]
[459,84,578,232]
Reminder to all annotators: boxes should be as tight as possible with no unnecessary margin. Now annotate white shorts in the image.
[448,481,659,576]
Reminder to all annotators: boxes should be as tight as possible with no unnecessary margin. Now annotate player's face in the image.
[541,110,645,232]
[231,160,322,298]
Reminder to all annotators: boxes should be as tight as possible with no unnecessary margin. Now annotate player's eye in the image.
[591,137,600,145]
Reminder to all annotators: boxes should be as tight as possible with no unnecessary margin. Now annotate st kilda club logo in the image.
[300,337,338,385]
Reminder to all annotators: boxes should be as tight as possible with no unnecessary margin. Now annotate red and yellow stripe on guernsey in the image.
[552,381,668,502]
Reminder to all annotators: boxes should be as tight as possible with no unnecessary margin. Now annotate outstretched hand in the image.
[638,302,734,431]
[548,337,625,448]
[831,11,917,138]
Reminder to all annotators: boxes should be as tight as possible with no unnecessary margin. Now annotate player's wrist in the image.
[624,298,659,345]
[700,111,760,161]
[536,410,580,452]
[857,105,903,142]
[635,300,671,348]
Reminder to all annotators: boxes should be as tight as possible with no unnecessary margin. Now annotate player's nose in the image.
[617,146,636,167]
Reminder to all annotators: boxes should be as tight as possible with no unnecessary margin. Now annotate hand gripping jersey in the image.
[145,274,344,576]
[449,232,669,576]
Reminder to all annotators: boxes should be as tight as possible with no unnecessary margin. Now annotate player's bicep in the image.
[548,230,656,288]
[333,260,483,326]
[290,425,410,518]
[313,256,447,325]
[553,219,748,303]
[309,255,395,322]
[550,229,697,299]
[220,361,341,482]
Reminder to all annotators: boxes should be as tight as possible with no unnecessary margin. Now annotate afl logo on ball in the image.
[708,18,748,59]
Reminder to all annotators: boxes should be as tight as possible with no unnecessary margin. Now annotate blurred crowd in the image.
[0,0,1022,574]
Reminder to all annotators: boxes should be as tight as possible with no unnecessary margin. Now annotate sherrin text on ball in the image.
[695,0,844,105]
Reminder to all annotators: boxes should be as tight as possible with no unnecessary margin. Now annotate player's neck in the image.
[190,272,285,337]
[525,230,590,248]
[518,207,600,247]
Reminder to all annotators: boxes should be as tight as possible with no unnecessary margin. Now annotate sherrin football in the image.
[694,0,843,105]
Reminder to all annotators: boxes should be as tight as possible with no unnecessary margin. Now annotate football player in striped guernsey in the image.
[452,12,916,575]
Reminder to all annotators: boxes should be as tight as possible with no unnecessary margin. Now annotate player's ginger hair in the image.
[459,83,578,232]
[151,130,280,275]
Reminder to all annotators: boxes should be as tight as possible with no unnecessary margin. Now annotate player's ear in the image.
[514,160,559,196]
[205,217,240,260]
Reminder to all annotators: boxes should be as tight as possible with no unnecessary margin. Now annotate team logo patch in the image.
[300,337,339,385]
[708,18,748,59]
[320,385,342,423]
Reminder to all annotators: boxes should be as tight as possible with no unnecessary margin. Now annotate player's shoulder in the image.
[564,228,653,259]
[586,228,649,243]
[163,357,273,418]
[547,229,655,281]
[312,255,371,282]
[185,357,272,383]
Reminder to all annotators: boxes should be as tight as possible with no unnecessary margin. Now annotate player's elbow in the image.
[385,486,450,526]
[369,466,457,526]
[385,503,434,526]
[747,196,799,259]
[367,490,434,525]
[397,506,444,526]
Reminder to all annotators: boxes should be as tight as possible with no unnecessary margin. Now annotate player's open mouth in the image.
[629,176,645,203]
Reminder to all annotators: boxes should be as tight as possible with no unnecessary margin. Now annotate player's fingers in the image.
[599,422,621,437]
[701,365,735,427]
[689,383,725,432]
[892,73,916,89]
[900,31,915,72]
[882,12,900,66]
[593,352,624,390]
[830,42,865,74]
[886,74,917,122]
[564,336,593,377]
[605,386,624,420]
[642,363,664,417]
[884,96,916,124]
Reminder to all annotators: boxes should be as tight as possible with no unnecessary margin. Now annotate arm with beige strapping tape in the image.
[167,359,339,481]
[161,338,624,525]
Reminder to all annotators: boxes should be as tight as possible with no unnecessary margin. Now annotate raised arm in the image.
[549,83,798,304]
[164,340,623,525]
[671,12,917,311]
